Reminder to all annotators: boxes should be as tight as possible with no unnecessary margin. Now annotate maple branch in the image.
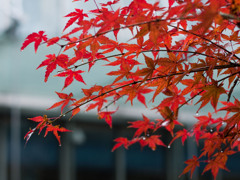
[168,24,240,61]
[54,64,240,121]
[61,16,196,47]
[63,49,239,73]
[227,77,239,102]
[178,71,240,115]
[100,94,123,112]
[93,0,100,12]
[220,12,240,21]
[178,90,204,110]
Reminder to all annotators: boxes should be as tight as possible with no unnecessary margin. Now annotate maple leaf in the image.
[128,114,155,137]
[179,155,200,178]
[24,115,49,144]
[139,135,166,150]
[56,69,86,89]
[196,81,226,111]
[118,85,153,107]
[100,0,119,7]
[28,116,45,122]
[170,129,190,146]
[112,137,130,151]
[70,107,81,119]
[168,0,174,9]
[149,78,169,101]
[98,110,117,128]
[158,86,186,113]
[37,54,69,82]
[134,54,156,82]
[107,62,134,83]
[194,112,222,131]
[232,138,240,151]
[21,31,47,52]
[202,151,234,180]
[44,124,71,146]
[28,115,49,134]
[181,78,205,97]
[96,8,122,39]
[46,37,60,46]
[47,92,76,113]
[155,106,183,136]
[112,137,140,151]
[219,98,240,127]
[63,9,88,31]
[106,56,141,67]
[86,96,108,112]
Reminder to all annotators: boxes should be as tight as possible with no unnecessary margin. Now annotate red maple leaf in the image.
[170,129,191,145]
[128,114,155,137]
[37,54,69,82]
[112,137,130,151]
[98,110,117,128]
[179,155,200,178]
[44,124,71,146]
[202,150,235,180]
[119,85,153,107]
[28,115,49,134]
[168,0,175,9]
[21,31,47,52]
[139,135,166,150]
[46,37,60,46]
[24,115,49,144]
[112,137,139,151]
[47,92,76,113]
[63,9,88,31]
[56,69,86,89]
[196,81,226,111]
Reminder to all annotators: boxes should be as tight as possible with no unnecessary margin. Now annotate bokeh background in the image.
[1,0,240,180]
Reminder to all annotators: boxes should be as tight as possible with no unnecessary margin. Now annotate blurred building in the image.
[0,1,240,180]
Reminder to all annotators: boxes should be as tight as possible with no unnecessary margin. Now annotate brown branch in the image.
[220,12,240,21]
[178,71,240,112]
[168,25,240,61]
[61,49,240,73]
[54,64,240,121]
[227,77,239,102]
[61,16,196,47]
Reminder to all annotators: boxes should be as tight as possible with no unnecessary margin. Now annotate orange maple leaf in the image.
[47,92,76,113]
[44,125,71,146]
[179,155,199,178]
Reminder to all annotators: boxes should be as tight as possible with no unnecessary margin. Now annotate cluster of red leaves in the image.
[22,0,240,179]
[24,115,71,146]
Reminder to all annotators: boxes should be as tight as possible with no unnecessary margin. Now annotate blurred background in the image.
[1,0,240,180]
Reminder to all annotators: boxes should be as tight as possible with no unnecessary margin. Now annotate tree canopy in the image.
[22,0,240,179]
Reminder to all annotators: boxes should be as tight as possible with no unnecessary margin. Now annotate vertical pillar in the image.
[0,119,8,180]
[114,128,126,180]
[10,107,21,180]
[166,139,184,180]
[59,131,75,180]
[115,148,126,180]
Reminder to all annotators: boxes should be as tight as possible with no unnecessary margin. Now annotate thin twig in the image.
[53,64,240,121]
[227,77,239,102]
[60,49,240,73]
[168,25,240,61]
[61,16,196,46]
